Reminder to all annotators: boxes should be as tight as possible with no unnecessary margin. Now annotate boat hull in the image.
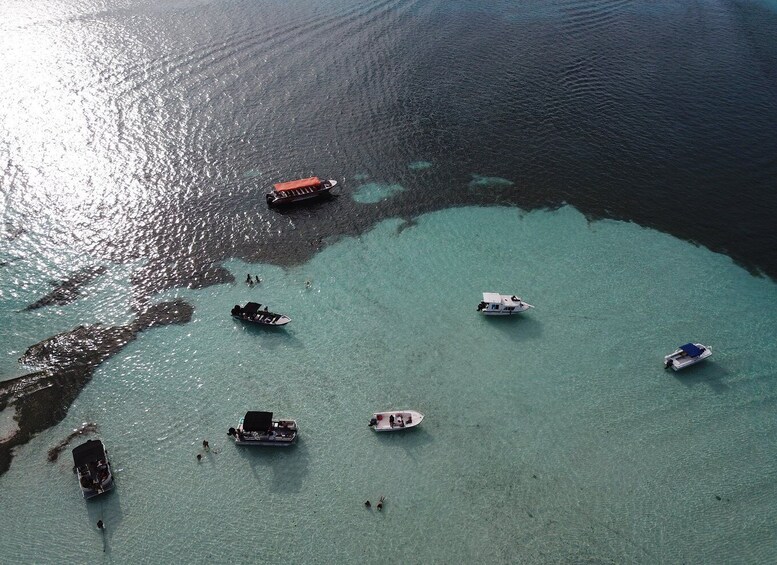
[233,438,296,447]
[232,314,291,326]
[479,307,531,316]
[369,410,424,432]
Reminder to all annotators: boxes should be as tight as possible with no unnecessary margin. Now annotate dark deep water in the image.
[2,0,776,290]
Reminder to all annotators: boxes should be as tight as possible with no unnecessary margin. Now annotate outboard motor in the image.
[231,305,240,316]
[227,427,236,437]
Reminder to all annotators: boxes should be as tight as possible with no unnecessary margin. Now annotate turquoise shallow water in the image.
[1,206,777,563]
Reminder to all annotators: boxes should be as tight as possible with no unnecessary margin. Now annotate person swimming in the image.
[377,495,385,511]
[364,500,371,508]
[202,440,209,451]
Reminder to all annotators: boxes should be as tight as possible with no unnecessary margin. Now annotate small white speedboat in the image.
[477,292,533,315]
[369,410,424,432]
[72,439,114,499]
[664,343,712,371]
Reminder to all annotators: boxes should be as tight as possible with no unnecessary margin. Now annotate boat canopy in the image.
[242,302,261,315]
[273,177,321,192]
[482,292,502,303]
[72,440,106,466]
[243,411,273,432]
[680,343,703,357]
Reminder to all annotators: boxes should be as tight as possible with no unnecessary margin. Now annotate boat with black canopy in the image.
[664,342,712,371]
[231,302,291,326]
[72,439,114,499]
[228,411,299,446]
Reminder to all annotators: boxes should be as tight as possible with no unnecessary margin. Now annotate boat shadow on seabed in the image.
[236,439,311,494]
[85,487,124,554]
[481,314,543,343]
[672,362,730,394]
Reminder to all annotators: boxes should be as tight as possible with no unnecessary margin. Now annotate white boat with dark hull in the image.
[477,292,534,315]
[231,302,291,326]
[368,410,424,432]
[228,411,299,446]
[664,343,712,371]
[72,439,114,499]
[266,176,337,207]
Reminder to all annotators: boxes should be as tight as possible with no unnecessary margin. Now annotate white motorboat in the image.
[477,292,533,315]
[72,439,114,499]
[228,411,298,446]
[664,343,712,371]
[231,302,291,326]
[368,410,424,432]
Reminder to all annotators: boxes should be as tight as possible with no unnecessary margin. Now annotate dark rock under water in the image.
[0,299,193,476]
[47,422,99,462]
[24,265,108,311]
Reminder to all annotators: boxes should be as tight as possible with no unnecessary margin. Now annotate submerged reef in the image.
[47,422,99,462]
[0,300,193,476]
[24,266,107,311]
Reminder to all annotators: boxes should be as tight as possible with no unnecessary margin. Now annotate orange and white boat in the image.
[266,176,337,206]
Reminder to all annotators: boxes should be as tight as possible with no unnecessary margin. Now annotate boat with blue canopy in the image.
[664,342,712,371]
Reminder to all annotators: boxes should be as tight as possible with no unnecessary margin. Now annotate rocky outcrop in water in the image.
[47,422,99,462]
[0,299,193,477]
[24,265,107,311]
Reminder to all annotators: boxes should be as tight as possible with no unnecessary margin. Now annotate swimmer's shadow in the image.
[237,439,310,493]
[672,362,730,393]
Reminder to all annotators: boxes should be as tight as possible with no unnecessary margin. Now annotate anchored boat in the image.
[228,411,299,446]
[477,292,534,315]
[231,302,291,326]
[368,410,424,432]
[72,439,114,499]
[664,343,712,371]
[266,176,337,206]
